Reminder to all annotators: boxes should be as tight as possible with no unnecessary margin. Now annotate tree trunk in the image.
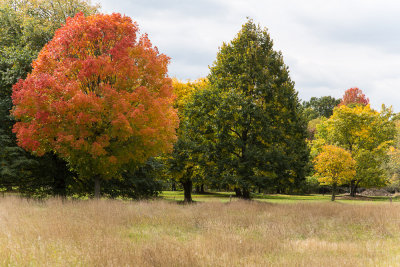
[182,179,193,203]
[350,180,356,197]
[354,181,360,196]
[172,181,176,191]
[195,185,200,193]
[242,187,251,200]
[51,153,70,197]
[331,183,337,201]
[200,184,205,194]
[94,176,101,199]
[234,187,242,197]
[53,174,66,197]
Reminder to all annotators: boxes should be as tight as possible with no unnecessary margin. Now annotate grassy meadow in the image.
[1,194,400,266]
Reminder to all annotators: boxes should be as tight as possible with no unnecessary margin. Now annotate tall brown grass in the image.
[0,196,399,266]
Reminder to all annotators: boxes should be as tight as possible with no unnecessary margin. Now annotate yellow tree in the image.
[314,145,356,201]
[172,78,208,112]
[313,104,395,196]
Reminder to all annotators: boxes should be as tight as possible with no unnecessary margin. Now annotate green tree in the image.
[383,120,400,191]
[71,157,164,199]
[167,78,208,202]
[0,128,37,189]
[314,104,395,196]
[186,19,309,198]
[302,96,341,122]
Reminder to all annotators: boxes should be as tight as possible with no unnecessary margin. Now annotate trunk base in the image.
[350,180,359,197]
[242,188,251,199]
[331,183,337,201]
[234,187,242,198]
[182,179,193,203]
[94,176,101,199]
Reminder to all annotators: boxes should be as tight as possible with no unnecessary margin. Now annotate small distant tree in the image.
[339,87,369,106]
[12,13,179,198]
[302,96,341,122]
[314,145,356,201]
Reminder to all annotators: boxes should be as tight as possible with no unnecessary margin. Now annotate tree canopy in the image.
[313,104,395,196]
[314,145,356,201]
[185,19,309,198]
[339,87,369,107]
[166,78,209,202]
[2,8,397,199]
[302,96,341,122]
[12,13,178,197]
[0,0,99,196]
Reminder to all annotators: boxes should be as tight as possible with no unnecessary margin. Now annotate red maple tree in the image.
[339,87,369,106]
[12,13,179,197]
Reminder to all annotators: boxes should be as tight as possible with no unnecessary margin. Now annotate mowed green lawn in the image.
[160,191,398,204]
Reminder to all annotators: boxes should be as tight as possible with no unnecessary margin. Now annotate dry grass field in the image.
[1,196,400,266]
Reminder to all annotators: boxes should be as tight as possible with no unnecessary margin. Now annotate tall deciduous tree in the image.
[167,78,208,202]
[12,13,178,198]
[314,145,356,201]
[0,0,99,195]
[186,19,309,198]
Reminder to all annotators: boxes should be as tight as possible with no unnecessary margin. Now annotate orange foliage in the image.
[12,13,179,179]
[339,87,369,106]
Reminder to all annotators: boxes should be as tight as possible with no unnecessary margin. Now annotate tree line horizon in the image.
[1,0,399,202]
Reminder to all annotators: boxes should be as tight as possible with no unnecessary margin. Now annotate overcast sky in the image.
[97,0,400,111]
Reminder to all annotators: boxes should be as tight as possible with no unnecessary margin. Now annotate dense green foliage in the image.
[165,79,209,202]
[302,96,341,122]
[69,157,163,199]
[184,20,309,198]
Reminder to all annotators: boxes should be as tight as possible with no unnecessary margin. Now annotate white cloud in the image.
[96,0,400,111]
